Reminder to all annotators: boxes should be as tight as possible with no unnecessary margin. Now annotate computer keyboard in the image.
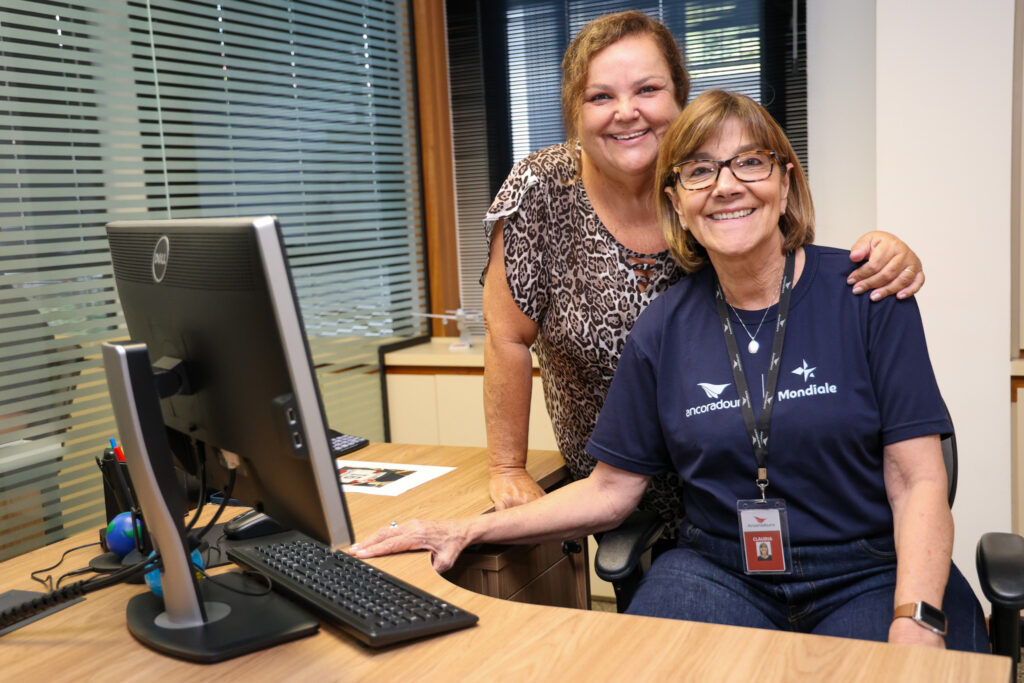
[226,533,478,647]
[328,429,369,456]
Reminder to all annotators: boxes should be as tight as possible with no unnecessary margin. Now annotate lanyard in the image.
[713,250,796,499]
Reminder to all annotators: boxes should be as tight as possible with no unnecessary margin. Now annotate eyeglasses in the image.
[670,150,778,191]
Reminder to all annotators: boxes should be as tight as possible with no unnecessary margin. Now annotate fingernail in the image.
[852,284,864,294]
[870,291,881,301]
[349,544,359,551]
[896,292,906,300]
[847,276,856,285]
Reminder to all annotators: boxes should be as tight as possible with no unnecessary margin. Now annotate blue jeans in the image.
[626,523,989,653]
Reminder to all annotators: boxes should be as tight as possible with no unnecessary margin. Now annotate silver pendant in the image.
[748,339,760,354]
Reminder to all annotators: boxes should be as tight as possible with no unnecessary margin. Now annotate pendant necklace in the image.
[726,267,786,354]
[728,303,771,354]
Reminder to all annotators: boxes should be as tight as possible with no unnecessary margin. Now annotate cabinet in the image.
[383,337,616,602]
[383,338,556,449]
[443,540,590,610]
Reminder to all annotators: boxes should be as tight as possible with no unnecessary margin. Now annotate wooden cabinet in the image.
[383,338,556,450]
[443,539,590,610]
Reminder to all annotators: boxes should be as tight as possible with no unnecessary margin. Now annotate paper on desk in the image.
[335,460,454,496]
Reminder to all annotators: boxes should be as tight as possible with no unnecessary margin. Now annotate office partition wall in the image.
[0,0,427,561]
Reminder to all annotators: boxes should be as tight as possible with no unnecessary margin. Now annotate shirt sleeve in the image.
[480,156,550,323]
[867,296,952,445]
[585,312,672,476]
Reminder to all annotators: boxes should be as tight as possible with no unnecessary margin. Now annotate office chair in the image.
[592,508,665,612]
[594,414,1024,676]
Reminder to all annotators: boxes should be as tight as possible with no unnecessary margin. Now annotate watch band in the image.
[893,601,948,636]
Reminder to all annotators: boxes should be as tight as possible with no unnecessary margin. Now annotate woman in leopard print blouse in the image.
[482,11,923,544]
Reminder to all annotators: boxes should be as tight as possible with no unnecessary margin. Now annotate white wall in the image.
[807,2,876,242]
[809,1,1016,605]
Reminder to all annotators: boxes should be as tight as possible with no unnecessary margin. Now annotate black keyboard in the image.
[226,533,478,647]
[328,429,369,456]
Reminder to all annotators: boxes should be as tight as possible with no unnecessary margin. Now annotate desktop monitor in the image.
[102,215,354,661]
[105,215,353,548]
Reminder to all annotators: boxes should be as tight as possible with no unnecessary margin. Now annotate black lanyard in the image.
[713,250,796,499]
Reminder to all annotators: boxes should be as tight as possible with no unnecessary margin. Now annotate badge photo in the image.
[737,502,791,574]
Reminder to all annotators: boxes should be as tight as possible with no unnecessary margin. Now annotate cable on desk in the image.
[195,567,272,597]
[190,469,235,548]
[56,567,95,589]
[30,542,100,593]
[184,438,207,533]
[5,449,239,633]
[1,553,161,632]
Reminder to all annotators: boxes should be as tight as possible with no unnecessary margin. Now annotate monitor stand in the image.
[102,341,318,663]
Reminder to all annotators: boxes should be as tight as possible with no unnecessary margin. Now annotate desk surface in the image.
[0,443,1010,682]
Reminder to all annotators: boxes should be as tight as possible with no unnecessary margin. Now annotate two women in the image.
[354,89,986,650]
[483,12,922,550]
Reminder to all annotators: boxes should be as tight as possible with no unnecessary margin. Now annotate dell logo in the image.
[152,236,170,283]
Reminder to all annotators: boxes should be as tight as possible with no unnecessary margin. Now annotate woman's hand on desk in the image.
[489,466,545,511]
[350,519,471,573]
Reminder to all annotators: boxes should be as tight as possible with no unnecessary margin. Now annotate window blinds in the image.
[0,0,425,561]
[449,0,806,333]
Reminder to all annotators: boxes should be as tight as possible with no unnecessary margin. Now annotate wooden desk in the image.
[0,443,1011,682]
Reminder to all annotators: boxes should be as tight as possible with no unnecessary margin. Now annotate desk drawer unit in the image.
[443,540,589,610]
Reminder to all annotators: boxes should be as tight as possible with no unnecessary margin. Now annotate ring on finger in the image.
[389,520,399,528]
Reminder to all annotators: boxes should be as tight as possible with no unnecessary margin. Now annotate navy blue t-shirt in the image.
[586,244,950,544]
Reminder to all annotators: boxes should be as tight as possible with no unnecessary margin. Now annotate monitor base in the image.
[126,572,318,663]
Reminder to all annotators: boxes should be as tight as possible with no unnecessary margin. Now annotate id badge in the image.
[737,498,792,574]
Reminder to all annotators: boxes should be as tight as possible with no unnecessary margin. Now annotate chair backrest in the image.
[942,402,957,507]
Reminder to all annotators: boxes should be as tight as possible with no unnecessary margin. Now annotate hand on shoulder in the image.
[847,231,925,301]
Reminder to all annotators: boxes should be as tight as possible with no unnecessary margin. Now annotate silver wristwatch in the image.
[893,601,947,636]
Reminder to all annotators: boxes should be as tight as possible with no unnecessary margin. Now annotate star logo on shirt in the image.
[791,359,816,382]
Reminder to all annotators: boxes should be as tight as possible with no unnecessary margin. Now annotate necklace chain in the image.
[725,267,786,354]
[728,302,771,353]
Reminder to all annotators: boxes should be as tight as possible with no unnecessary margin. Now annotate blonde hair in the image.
[655,89,815,273]
[561,11,689,148]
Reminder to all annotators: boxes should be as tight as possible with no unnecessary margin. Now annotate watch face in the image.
[918,601,947,631]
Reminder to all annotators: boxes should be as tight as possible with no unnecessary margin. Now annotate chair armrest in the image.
[594,510,665,583]
[976,532,1024,609]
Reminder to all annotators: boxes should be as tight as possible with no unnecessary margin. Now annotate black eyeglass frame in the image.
[669,150,780,192]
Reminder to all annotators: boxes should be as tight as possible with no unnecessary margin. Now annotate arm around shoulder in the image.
[847,231,925,301]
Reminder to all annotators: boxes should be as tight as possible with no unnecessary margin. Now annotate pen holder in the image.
[96,447,152,555]
[99,448,132,520]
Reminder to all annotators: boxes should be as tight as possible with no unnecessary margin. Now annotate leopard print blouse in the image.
[484,143,686,538]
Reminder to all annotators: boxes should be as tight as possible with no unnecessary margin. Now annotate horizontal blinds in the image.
[453,0,806,332]
[0,0,426,561]
[678,0,762,99]
[447,2,492,321]
[506,1,567,161]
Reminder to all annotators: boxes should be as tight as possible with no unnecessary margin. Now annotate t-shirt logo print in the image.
[791,359,816,382]
[697,382,731,399]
